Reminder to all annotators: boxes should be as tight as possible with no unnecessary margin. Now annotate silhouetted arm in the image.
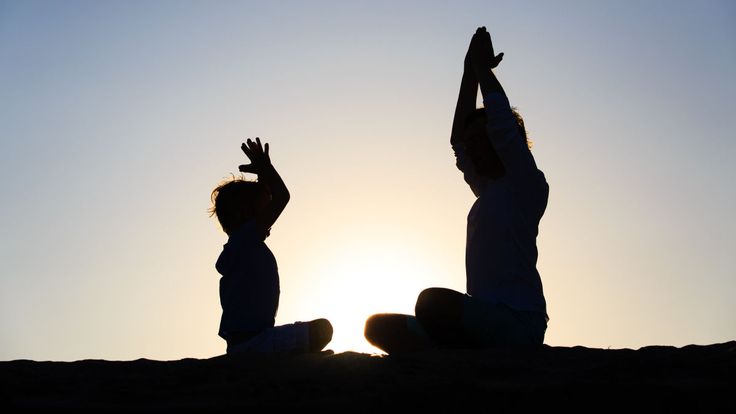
[452,31,504,147]
[450,56,481,191]
[453,33,505,194]
[469,27,543,182]
[450,68,478,147]
[239,138,290,235]
[469,27,505,99]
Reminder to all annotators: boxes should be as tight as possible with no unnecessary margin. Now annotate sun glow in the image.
[291,239,453,354]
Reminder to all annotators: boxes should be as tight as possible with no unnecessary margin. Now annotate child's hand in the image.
[238,137,290,234]
[239,137,272,174]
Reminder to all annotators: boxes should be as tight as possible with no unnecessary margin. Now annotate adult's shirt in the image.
[455,93,549,317]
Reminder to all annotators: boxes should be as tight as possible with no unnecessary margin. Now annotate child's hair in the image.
[209,176,268,235]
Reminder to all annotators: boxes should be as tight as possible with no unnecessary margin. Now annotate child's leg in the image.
[364,313,433,354]
[228,319,333,353]
[227,323,304,353]
[308,318,333,352]
[414,287,466,347]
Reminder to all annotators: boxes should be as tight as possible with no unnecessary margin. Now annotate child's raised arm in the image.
[238,137,290,235]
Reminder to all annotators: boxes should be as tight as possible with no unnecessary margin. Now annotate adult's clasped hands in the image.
[467,26,504,70]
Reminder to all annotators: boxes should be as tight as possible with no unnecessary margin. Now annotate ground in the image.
[2,341,734,411]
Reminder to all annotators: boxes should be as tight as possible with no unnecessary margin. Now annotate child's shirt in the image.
[455,93,549,318]
[216,220,280,341]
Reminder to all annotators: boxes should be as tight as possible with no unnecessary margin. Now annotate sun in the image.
[294,241,450,354]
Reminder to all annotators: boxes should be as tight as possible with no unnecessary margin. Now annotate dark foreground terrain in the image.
[2,341,734,411]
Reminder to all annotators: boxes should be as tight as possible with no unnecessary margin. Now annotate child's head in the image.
[209,177,270,235]
[461,107,531,179]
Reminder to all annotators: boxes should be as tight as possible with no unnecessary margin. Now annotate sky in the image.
[1,0,734,361]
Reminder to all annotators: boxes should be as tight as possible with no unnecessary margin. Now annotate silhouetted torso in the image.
[216,220,280,340]
[464,93,549,318]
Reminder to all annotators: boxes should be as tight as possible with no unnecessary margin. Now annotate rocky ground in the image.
[2,341,734,411]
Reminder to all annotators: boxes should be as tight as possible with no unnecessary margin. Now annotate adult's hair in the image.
[209,177,268,235]
[463,107,532,149]
[462,107,532,178]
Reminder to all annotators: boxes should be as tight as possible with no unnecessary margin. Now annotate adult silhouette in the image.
[365,27,549,353]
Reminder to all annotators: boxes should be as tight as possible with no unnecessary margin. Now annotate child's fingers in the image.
[244,138,271,161]
[247,139,261,156]
[239,164,256,173]
[241,142,253,157]
[251,138,263,152]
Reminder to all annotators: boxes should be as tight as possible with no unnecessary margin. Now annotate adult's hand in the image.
[468,26,503,70]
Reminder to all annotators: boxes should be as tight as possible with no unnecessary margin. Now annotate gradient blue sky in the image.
[1,0,734,360]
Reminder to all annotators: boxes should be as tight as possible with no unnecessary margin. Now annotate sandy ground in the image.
[2,341,734,410]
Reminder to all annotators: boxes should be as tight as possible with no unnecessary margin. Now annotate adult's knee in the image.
[364,314,385,344]
[364,313,410,347]
[415,287,462,320]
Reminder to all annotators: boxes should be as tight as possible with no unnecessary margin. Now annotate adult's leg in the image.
[364,313,432,354]
[463,300,548,348]
[414,287,466,347]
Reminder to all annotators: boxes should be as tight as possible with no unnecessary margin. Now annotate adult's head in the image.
[461,107,530,179]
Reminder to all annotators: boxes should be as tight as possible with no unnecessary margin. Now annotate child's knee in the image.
[308,318,333,352]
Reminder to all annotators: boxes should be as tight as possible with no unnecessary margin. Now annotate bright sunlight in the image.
[291,237,458,354]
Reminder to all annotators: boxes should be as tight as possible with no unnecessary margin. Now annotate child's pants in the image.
[226,322,310,354]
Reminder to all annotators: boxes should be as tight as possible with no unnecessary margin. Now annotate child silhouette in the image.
[210,138,333,354]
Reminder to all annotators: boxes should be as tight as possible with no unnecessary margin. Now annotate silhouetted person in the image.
[210,138,333,354]
[365,27,549,353]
